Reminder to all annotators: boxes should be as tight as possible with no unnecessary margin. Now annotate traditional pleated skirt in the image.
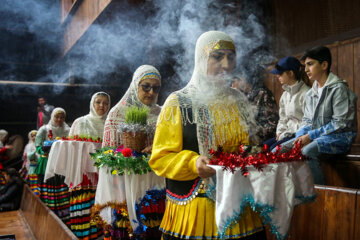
[161,190,264,239]
[39,174,70,225]
[69,174,102,240]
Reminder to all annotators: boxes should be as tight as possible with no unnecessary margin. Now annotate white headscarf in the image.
[23,130,37,169]
[0,129,8,148]
[46,107,70,138]
[103,65,161,147]
[69,92,111,138]
[35,108,70,147]
[159,31,256,155]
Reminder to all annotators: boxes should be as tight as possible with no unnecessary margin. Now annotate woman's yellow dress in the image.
[149,94,264,239]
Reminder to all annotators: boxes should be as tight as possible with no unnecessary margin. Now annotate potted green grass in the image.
[119,106,149,152]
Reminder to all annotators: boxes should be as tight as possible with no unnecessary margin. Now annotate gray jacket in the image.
[297,72,357,153]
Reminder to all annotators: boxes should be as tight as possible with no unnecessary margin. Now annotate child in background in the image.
[264,56,310,150]
[276,46,358,184]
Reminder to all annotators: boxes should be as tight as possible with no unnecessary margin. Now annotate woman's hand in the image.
[141,145,152,153]
[196,156,216,178]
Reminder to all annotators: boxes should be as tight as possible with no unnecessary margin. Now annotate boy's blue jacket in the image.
[296,72,358,153]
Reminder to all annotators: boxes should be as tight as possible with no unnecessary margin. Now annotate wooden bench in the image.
[320,154,360,189]
[0,184,77,240]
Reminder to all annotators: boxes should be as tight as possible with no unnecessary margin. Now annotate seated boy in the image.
[276,46,358,184]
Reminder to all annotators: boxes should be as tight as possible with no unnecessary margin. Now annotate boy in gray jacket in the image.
[278,46,357,184]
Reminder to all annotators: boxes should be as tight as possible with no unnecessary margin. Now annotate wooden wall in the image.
[265,37,360,152]
[269,0,360,54]
[62,0,113,55]
[266,186,360,240]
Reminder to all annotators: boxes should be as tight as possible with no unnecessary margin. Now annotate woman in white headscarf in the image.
[149,31,266,239]
[19,130,37,181]
[102,65,161,148]
[68,92,110,240]
[95,65,163,239]
[69,92,110,138]
[33,107,71,222]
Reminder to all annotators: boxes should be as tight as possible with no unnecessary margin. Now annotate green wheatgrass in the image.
[125,106,149,125]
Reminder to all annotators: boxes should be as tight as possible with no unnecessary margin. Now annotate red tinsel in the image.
[209,143,306,176]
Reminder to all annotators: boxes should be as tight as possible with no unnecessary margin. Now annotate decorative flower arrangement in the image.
[209,143,306,176]
[64,135,102,143]
[91,145,152,175]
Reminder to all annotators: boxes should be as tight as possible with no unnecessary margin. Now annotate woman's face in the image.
[53,112,65,127]
[207,49,236,81]
[31,132,37,142]
[93,95,110,116]
[138,78,161,106]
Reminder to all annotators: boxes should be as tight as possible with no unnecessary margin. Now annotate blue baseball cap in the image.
[270,56,301,74]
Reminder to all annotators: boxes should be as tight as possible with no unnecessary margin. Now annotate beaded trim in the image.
[140,72,161,82]
[166,179,206,205]
[204,40,235,54]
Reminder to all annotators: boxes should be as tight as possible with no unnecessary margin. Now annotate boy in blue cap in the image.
[264,56,310,151]
[276,46,358,184]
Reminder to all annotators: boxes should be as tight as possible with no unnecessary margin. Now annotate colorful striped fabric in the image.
[69,175,102,240]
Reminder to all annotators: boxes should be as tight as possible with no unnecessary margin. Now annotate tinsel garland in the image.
[90,146,152,175]
[91,202,132,237]
[133,189,166,235]
[209,143,306,176]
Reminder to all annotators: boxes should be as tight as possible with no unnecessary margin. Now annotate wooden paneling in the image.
[269,186,360,240]
[287,187,325,240]
[330,46,338,75]
[321,159,360,189]
[20,185,77,240]
[354,41,360,143]
[270,0,360,53]
[354,191,360,240]
[337,43,354,85]
[62,0,112,55]
[322,187,357,240]
[61,0,75,22]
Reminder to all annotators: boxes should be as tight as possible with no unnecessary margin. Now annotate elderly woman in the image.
[68,92,110,240]
[95,65,163,239]
[149,31,266,239]
[34,108,70,222]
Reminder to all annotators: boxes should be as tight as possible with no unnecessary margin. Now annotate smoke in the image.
[0,0,274,98]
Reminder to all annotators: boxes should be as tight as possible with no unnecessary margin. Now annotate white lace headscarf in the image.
[69,92,111,138]
[102,65,161,147]
[159,31,256,155]
[23,130,37,167]
[47,107,70,138]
